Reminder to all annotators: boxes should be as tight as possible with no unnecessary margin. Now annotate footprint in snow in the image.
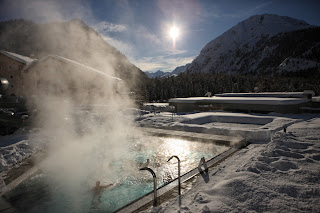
[270,160,298,171]
[310,154,320,161]
[257,156,279,164]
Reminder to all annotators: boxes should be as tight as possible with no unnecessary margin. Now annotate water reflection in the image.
[128,136,228,185]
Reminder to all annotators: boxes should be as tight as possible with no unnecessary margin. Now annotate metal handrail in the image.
[168,155,181,196]
[140,167,158,207]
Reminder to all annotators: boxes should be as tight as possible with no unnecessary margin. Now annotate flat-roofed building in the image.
[169,92,314,114]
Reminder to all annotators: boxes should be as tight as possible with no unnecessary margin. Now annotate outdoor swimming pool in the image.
[4,135,229,212]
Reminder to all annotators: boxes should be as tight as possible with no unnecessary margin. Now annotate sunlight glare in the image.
[169,26,179,40]
[166,138,189,158]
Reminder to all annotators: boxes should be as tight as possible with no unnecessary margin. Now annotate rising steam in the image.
[22,50,137,211]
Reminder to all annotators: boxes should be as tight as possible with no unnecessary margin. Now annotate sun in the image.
[169,26,179,40]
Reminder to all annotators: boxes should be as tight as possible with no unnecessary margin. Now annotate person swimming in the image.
[90,181,114,212]
[92,181,113,192]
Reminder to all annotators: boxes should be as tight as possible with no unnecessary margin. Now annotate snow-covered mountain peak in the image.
[189,14,314,74]
[203,14,311,53]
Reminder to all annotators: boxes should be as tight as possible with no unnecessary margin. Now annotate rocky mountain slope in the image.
[145,70,168,78]
[171,64,189,76]
[186,14,319,75]
[146,64,189,78]
[0,19,148,92]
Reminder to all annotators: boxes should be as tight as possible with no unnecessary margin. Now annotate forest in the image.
[143,71,320,102]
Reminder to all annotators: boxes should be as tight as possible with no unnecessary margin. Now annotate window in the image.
[19,65,23,70]
[0,65,2,71]
[8,64,13,70]
[10,75,13,79]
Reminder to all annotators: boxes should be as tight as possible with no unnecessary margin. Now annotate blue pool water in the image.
[5,136,228,212]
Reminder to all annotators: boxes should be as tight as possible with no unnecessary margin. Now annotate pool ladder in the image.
[140,155,182,207]
[139,167,158,206]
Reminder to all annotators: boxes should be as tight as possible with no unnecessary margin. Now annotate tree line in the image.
[142,72,320,102]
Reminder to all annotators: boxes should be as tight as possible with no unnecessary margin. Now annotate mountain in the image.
[145,70,168,78]
[186,14,318,75]
[145,64,189,78]
[171,64,189,76]
[0,19,148,93]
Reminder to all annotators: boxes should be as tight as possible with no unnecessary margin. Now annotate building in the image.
[22,55,123,105]
[0,50,36,96]
[169,91,315,114]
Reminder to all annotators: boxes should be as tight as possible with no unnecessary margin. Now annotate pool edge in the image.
[115,146,239,213]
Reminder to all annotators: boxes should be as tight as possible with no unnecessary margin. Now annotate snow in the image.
[169,96,309,105]
[29,55,122,81]
[278,57,320,73]
[0,50,36,65]
[137,112,320,212]
[145,70,169,78]
[1,110,320,212]
[143,103,169,107]
[312,96,320,102]
[215,92,306,98]
[0,129,46,173]
[171,64,189,76]
[187,14,314,74]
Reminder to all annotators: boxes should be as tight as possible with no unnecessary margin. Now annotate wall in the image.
[0,53,26,96]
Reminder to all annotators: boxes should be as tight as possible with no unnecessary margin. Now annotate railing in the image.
[139,167,158,207]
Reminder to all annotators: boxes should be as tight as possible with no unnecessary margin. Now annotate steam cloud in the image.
[17,13,140,212]
[0,0,146,210]
[23,53,138,210]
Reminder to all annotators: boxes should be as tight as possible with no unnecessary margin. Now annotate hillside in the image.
[186,14,319,75]
[171,64,189,76]
[145,64,189,78]
[0,19,148,95]
[145,70,168,78]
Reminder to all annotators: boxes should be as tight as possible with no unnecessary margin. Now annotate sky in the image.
[0,0,320,73]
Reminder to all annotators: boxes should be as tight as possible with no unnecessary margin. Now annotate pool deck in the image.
[141,127,245,147]
[1,166,39,213]
[0,196,18,213]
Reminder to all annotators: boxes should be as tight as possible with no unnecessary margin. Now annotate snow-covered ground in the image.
[137,112,320,212]
[1,110,320,212]
[0,129,47,173]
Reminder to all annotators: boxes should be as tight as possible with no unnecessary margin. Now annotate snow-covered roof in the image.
[215,92,305,98]
[169,96,309,105]
[26,55,122,82]
[312,96,320,102]
[143,103,169,107]
[0,50,36,65]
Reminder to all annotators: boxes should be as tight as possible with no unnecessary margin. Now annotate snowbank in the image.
[137,111,304,143]
[0,129,46,173]
[148,117,320,212]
